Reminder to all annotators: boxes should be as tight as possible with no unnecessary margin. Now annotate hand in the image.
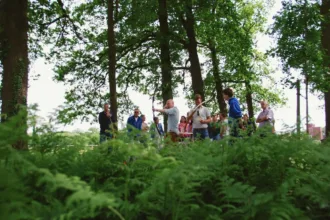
[200,119,206,124]
[106,111,111,117]
[152,107,156,112]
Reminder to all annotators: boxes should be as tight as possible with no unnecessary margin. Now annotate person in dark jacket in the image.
[99,103,116,143]
[127,108,143,132]
[223,88,242,138]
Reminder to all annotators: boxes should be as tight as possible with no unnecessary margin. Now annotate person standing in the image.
[186,112,193,140]
[99,103,116,143]
[242,114,256,136]
[219,112,229,139]
[141,114,149,132]
[256,101,275,135]
[153,99,180,142]
[209,114,221,140]
[127,108,143,132]
[150,117,164,139]
[178,116,190,139]
[222,88,242,138]
[187,94,212,140]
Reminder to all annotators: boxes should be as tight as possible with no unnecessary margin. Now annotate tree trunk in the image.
[0,0,29,149]
[321,0,330,138]
[209,42,226,113]
[181,0,204,98]
[305,75,309,133]
[296,80,301,135]
[245,81,254,119]
[158,0,173,132]
[107,0,118,130]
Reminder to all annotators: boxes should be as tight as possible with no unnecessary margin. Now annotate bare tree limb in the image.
[41,16,66,27]
[56,0,86,43]
[172,66,190,70]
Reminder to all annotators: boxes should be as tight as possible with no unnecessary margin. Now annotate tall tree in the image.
[209,41,226,113]
[271,0,324,133]
[0,0,29,149]
[321,0,330,138]
[179,0,204,98]
[157,0,173,131]
[107,0,118,129]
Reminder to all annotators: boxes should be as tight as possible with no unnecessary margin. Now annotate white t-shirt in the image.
[221,118,229,136]
[189,106,211,129]
[257,108,274,128]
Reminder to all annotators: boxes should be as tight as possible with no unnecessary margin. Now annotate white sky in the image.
[27,0,326,133]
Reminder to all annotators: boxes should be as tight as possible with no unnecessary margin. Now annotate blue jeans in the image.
[212,134,220,141]
[193,128,209,140]
[228,117,241,138]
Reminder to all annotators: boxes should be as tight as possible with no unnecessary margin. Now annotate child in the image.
[222,88,242,138]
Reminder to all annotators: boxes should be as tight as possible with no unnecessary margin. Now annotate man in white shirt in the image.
[256,101,275,134]
[187,94,212,140]
[153,99,180,142]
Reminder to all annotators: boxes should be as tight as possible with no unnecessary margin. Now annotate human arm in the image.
[200,108,212,124]
[229,98,242,118]
[256,110,273,123]
[200,116,212,124]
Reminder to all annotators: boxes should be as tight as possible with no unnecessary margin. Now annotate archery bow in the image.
[185,98,212,131]
[187,99,213,119]
[152,96,162,136]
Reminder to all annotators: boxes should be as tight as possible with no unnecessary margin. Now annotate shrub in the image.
[1,114,330,219]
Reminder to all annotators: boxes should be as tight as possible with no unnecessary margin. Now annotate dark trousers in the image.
[100,132,112,143]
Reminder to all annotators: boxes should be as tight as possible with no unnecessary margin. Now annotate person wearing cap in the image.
[153,99,180,142]
[99,103,116,143]
[222,88,242,138]
[187,94,212,140]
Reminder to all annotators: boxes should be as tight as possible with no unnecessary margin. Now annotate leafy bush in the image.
[1,114,330,219]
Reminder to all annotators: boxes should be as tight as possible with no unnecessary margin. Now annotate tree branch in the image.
[172,66,190,70]
[117,33,156,60]
[222,80,247,83]
[197,41,209,48]
[57,0,85,43]
[41,16,66,27]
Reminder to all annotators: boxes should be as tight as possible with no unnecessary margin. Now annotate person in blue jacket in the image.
[222,88,242,138]
[127,108,143,134]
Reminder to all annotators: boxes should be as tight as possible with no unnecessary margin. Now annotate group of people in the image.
[98,88,275,143]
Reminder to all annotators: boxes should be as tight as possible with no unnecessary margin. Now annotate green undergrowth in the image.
[1,114,330,219]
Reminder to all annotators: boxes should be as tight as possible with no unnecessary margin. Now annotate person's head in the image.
[134,108,140,117]
[166,99,174,108]
[222,88,234,101]
[141,114,146,122]
[180,116,187,123]
[220,112,227,120]
[243,113,249,121]
[104,103,109,112]
[154,117,159,124]
[260,101,269,110]
[194,94,202,105]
